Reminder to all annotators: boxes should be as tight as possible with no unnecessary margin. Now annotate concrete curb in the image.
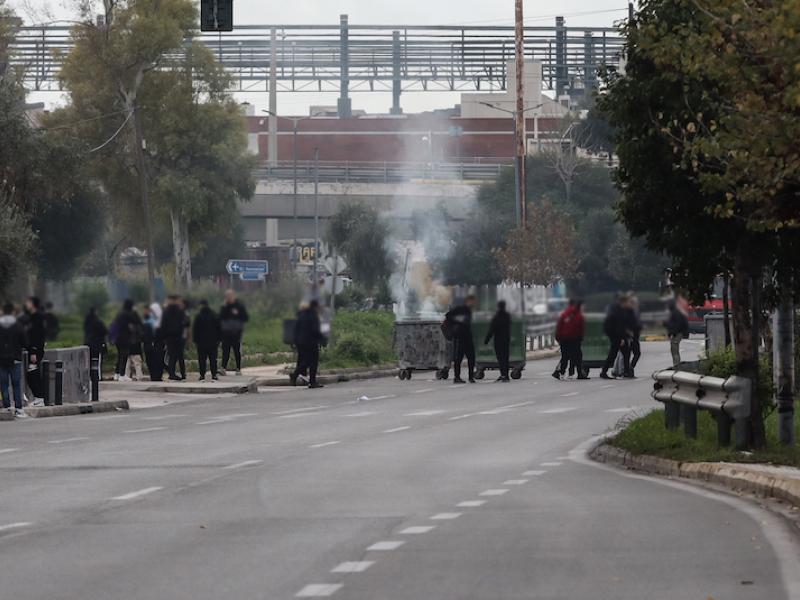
[0,411,14,421]
[142,382,258,395]
[256,368,398,387]
[24,400,130,419]
[591,443,800,508]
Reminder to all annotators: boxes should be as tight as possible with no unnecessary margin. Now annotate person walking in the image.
[0,303,28,418]
[484,300,512,382]
[219,289,249,376]
[193,300,221,381]
[111,300,138,381]
[627,292,643,377]
[124,304,145,381]
[553,299,587,380]
[22,296,46,403]
[290,300,325,389]
[445,295,477,384]
[664,299,690,366]
[600,294,632,380]
[160,296,187,381]
[83,307,108,369]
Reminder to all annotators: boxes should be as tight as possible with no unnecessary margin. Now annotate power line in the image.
[87,110,133,153]
[446,7,628,27]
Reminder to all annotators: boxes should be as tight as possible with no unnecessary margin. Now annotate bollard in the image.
[664,401,680,431]
[54,360,64,406]
[682,404,697,439]
[716,413,732,447]
[41,360,50,406]
[90,358,100,402]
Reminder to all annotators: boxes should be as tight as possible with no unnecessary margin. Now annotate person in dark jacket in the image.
[290,300,324,389]
[600,294,634,380]
[627,293,643,377]
[43,301,60,342]
[23,296,47,402]
[484,300,512,382]
[553,299,587,380]
[445,295,477,384]
[0,303,28,416]
[219,289,249,376]
[159,296,187,381]
[83,307,108,366]
[664,298,690,366]
[192,300,221,381]
[111,299,141,381]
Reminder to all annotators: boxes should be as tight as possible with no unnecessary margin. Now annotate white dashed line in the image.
[448,414,475,421]
[223,460,263,470]
[309,441,341,449]
[331,561,374,574]
[343,411,376,417]
[478,408,512,415]
[404,410,446,417]
[295,584,343,597]
[497,401,536,410]
[197,413,259,425]
[539,407,577,414]
[48,437,90,444]
[559,392,579,397]
[412,388,435,394]
[601,384,615,389]
[541,461,562,467]
[457,500,486,508]
[0,522,32,532]
[122,427,167,434]
[367,541,405,551]
[503,479,529,485]
[606,407,637,413]
[523,470,547,476]
[111,487,163,501]
[0,448,19,454]
[430,512,462,520]
[272,405,329,416]
[382,426,412,434]
[480,489,509,496]
[141,414,187,421]
[399,526,436,534]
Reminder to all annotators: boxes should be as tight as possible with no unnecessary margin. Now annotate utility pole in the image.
[268,28,278,167]
[514,0,527,227]
[131,102,157,303]
[313,147,320,298]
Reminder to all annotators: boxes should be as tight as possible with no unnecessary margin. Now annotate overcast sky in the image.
[15,0,629,113]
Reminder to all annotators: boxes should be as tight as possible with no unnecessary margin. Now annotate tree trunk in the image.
[774,282,795,445]
[130,102,157,303]
[170,208,192,291]
[722,273,731,348]
[731,250,766,449]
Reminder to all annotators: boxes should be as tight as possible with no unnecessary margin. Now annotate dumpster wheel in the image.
[510,368,523,380]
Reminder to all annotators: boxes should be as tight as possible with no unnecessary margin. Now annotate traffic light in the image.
[200,0,233,32]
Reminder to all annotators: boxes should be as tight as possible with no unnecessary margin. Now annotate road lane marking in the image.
[431,512,462,520]
[48,437,90,444]
[600,384,615,389]
[111,487,163,501]
[0,522,32,532]
[448,413,475,421]
[122,427,167,434]
[382,426,411,433]
[503,479,529,485]
[541,461,562,467]
[412,388,435,394]
[559,392,580,397]
[457,500,486,507]
[0,448,19,454]
[223,460,263,470]
[331,561,374,574]
[197,413,259,425]
[606,407,637,413]
[399,526,436,534]
[497,401,535,410]
[295,584,343,597]
[309,441,341,449]
[539,407,577,414]
[272,405,329,416]
[367,541,405,551]
[478,408,512,415]
[480,489,509,496]
[141,414,187,421]
[523,470,547,476]
[343,411,376,417]
[404,410,446,417]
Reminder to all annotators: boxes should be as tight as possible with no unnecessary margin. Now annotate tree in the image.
[327,203,393,292]
[493,200,579,287]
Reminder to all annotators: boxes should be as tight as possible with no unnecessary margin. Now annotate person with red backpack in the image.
[552,299,588,380]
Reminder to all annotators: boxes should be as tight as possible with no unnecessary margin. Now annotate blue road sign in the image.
[240,272,265,282]
[226,259,269,276]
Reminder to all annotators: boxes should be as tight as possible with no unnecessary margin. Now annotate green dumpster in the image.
[580,313,610,376]
[471,318,528,380]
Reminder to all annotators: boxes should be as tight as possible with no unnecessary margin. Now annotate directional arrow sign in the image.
[240,272,266,282]
[226,259,269,276]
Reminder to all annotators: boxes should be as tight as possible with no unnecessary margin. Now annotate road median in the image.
[23,400,130,419]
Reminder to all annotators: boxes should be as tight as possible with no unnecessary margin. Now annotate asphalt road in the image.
[0,341,798,600]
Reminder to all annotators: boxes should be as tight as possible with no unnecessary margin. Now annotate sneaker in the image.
[599,371,613,380]
[298,375,309,386]
[119,376,132,382]
[289,374,298,386]
[218,368,227,376]
[501,377,511,383]
[453,378,466,384]
[308,382,324,389]
[113,373,120,381]
[469,378,477,384]
[212,376,219,381]
[31,398,44,407]
[551,370,561,381]
[14,409,27,418]
[199,376,206,382]
[577,374,590,380]
[495,376,505,382]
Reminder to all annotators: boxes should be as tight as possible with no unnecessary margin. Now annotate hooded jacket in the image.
[0,314,27,367]
[556,304,586,342]
[192,306,221,348]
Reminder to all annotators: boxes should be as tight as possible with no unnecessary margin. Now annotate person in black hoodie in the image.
[83,307,108,366]
[445,295,477,384]
[219,289,249,376]
[111,299,141,381]
[484,300,512,382]
[192,300,221,381]
[290,300,324,389]
[0,303,28,416]
[159,296,187,381]
[23,296,47,402]
[600,294,635,380]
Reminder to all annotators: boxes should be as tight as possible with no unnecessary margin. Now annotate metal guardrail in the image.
[651,369,751,449]
[526,320,557,351]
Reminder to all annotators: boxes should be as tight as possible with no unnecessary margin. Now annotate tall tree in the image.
[327,203,393,292]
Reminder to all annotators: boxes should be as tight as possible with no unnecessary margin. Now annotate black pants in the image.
[453,335,476,381]
[221,334,242,371]
[115,344,129,377]
[630,337,642,373]
[494,340,510,379]
[293,344,319,385]
[197,345,218,379]
[166,340,186,379]
[603,337,630,374]
[26,350,44,399]
[558,339,583,375]
[145,341,164,381]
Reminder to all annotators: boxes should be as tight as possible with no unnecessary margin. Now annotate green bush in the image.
[701,346,775,418]
[71,280,109,317]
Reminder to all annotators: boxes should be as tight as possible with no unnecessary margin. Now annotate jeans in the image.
[670,336,682,366]
[0,362,23,410]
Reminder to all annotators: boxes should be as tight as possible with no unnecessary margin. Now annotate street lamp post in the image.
[478,101,543,227]
[313,147,320,297]
[262,110,311,269]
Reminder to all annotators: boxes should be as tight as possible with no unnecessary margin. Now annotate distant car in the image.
[687,298,728,334]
